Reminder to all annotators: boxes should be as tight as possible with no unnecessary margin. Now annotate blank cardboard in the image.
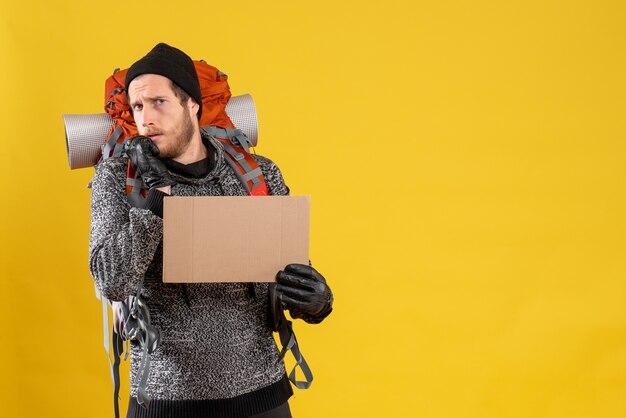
[163,196,310,283]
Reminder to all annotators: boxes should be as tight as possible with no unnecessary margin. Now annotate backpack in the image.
[102,60,268,203]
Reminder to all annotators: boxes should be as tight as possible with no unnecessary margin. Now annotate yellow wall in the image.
[1,0,625,417]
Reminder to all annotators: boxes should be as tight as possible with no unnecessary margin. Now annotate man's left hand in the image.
[276,264,333,323]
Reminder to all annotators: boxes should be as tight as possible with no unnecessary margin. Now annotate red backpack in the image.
[101,61,268,200]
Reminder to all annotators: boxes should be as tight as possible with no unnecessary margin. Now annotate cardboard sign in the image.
[163,196,310,283]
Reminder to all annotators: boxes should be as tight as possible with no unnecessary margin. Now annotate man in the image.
[89,43,333,418]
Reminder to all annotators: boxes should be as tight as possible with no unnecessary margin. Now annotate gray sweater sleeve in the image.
[88,159,163,301]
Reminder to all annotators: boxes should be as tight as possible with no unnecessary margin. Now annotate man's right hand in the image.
[124,136,175,189]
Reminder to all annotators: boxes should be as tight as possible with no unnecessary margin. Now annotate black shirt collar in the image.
[162,138,217,179]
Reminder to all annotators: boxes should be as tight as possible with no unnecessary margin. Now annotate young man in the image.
[89,43,333,418]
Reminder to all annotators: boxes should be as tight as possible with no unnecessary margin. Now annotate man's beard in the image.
[158,112,196,159]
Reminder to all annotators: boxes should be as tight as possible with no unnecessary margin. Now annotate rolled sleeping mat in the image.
[63,94,258,170]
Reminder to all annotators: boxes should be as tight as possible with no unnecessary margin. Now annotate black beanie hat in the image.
[125,43,202,118]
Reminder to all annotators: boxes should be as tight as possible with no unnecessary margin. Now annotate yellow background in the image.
[1,0,625,417]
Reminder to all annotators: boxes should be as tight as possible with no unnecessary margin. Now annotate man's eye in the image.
[156,99,166,105]
[133,104,143,111]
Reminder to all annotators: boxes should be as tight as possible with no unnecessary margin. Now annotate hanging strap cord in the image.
[123,290,161,408]
[111,328,124,418]
[102,294,127,418]
[276,319,314,389]
[269,283,313,389]
[108,289,161,418]
[111,299,132,418]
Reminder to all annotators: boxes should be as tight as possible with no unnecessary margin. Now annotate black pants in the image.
[247,402,292,418]
[127,398,292,418]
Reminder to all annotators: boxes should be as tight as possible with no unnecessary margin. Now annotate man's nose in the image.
[141,105,156,126]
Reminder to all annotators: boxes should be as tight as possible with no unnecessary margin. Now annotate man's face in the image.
[128,73,198,159]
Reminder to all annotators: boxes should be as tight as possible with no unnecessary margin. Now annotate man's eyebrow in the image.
[130,96,168,106]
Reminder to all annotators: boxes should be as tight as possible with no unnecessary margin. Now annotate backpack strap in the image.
[125,291,161,408]
[277,319,314,389]
[101,126,125,161]
[107,289,161,417]
[268,284,314,389]
[112,328,124,418]
[201,126,268,196]
[125,164,147,207]
[202,126,251,152]
[96,290,124,418]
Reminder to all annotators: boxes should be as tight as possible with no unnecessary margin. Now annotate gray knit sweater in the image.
[89,136,292,415]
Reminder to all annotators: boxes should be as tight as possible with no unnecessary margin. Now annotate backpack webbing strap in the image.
[123,291,161,410]
[200,127,268,196]
[125,167,147,207]
[111,300,132,418]
[221,141,262,189]
[125,177,144,189]
[102,126,122,160]
[201,126,251,152]
[101,127,127,161]
[100,294,115,383]
[106,290,160,417]
[276,320,314,389]
[136,335,152,408]
[98,293,123,418]
[126,176,145,201]
[112,330,124,418]
[220,140,267,194]
[112,139,127,158]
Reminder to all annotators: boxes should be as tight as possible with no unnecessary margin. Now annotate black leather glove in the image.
[276,264,333,324]
[124,136,175,189]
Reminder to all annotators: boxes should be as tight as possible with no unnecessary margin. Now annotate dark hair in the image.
[169,79,190,105]
[169,79,202,120]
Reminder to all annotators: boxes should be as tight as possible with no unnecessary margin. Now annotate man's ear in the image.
[188,99,200,117]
